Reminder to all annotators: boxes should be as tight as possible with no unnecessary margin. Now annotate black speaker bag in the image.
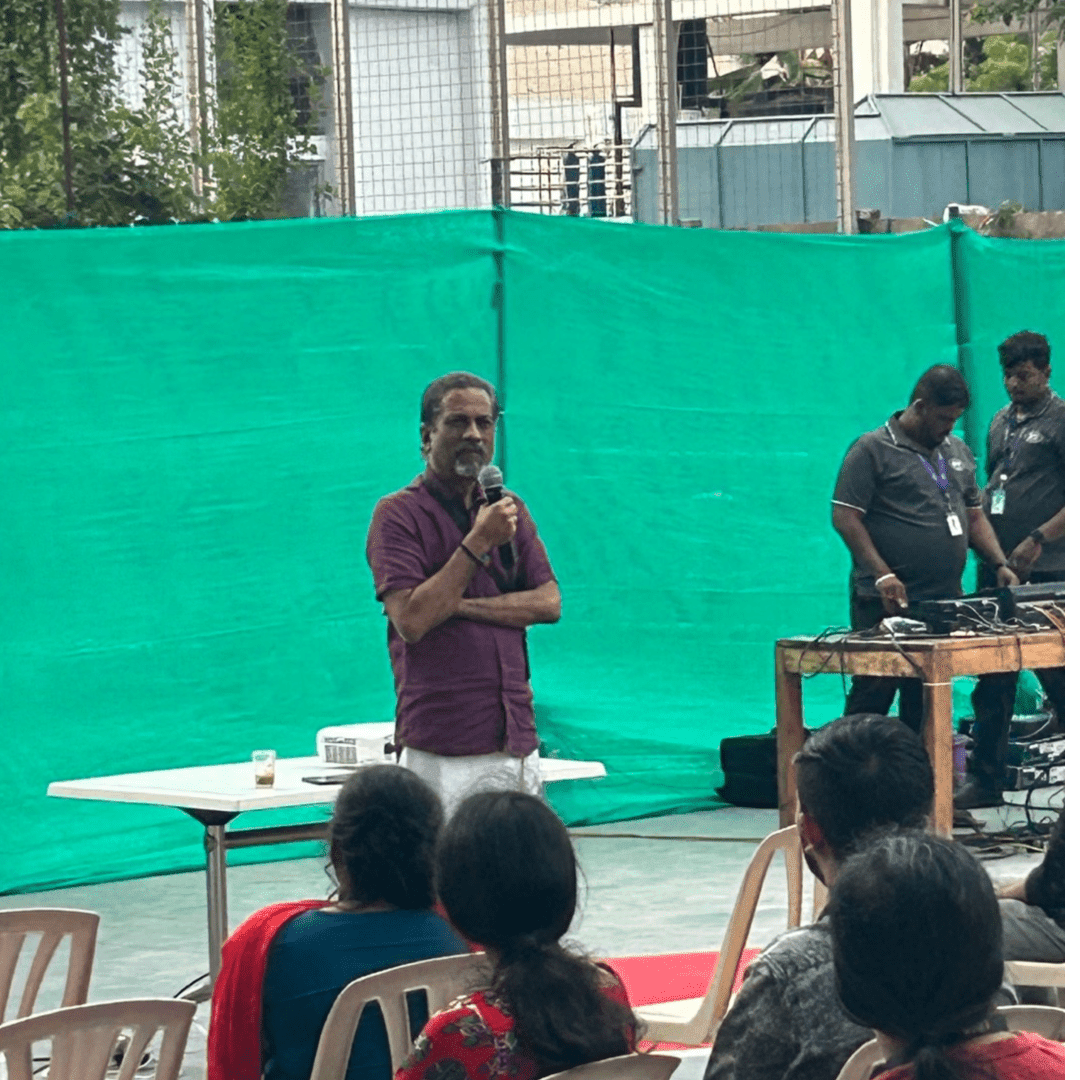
[716,731,778,809]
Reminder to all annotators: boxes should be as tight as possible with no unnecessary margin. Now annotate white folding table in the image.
[48,748,606,982]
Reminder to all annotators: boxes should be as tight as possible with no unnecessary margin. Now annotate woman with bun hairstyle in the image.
[396,790,638,1080]
[829,831,1064,1080]
[209,765,466,1080]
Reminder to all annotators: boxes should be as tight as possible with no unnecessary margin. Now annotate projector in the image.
[316,722,396,766]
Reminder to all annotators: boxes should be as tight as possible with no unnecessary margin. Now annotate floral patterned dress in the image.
[395,966,632,1080]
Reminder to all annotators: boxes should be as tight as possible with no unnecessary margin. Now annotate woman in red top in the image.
[829,831,1064,1080]
[396,790,639,1080]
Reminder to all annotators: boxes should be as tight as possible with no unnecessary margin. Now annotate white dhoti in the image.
[399,747,543,816]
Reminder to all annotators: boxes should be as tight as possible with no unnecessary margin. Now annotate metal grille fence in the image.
[319,0,850,226]
[506,146,633,218]
[100,0,1060,231]
[101,0,853,227]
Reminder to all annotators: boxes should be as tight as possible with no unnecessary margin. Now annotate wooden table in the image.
[774,630,1065,835]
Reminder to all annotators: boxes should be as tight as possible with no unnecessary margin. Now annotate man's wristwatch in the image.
[1029,528,1047,545]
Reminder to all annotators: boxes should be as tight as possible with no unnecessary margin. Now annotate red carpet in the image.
[602,950,760,1050]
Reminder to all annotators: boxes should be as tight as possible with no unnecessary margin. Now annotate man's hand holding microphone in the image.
[461,464,517,564]
[466,497,518,557]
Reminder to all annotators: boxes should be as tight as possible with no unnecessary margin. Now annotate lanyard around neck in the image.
[1000,408,1031,475]
[919,452,948,492]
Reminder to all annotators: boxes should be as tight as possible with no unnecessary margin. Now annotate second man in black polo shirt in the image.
[956,331,1065,808]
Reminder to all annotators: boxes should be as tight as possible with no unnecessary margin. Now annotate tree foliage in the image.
[908,33,1058,92]
[124,0,199,223]
[0,0,139,226]
[970,0,1064,33]
[706,49,833,117]
[0,0,325,228]
[208,0,320,220]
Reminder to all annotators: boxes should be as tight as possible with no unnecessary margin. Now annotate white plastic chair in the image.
[997,1004,1066,1041]
[833,1038,885,1080]
[1005,960,1065,1007]
[546,1053,682,1080]
[833,1006,1066,1080]
[0,909,99,1023]
[634,825,803,1045]
[1004,961,1065,989]
[0,997,195,1080]
[309,953,486,1080]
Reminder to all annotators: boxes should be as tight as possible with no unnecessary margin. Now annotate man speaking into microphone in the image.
[366,372,561,810]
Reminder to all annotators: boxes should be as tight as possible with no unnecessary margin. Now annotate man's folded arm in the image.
[456,579,561,629]
[381,546,479,644]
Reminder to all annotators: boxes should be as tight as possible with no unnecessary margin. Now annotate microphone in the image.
[477,465,514,572]
[478,464,504,504]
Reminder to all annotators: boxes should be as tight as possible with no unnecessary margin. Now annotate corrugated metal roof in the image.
[868,92,1064,139]
[652,93,1064,149]
[1001,93,1067,131]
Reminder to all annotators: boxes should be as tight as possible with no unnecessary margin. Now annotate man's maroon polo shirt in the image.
[366,471,556,757]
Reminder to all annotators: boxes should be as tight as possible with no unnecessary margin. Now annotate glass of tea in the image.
[253,749,276,787]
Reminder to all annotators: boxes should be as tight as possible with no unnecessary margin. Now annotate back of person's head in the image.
[329,765,442,909]
[998,331,1050,372]
[795,715,933,860]
[909,365,970,409]
[438,791,636,1075]
[829,831,1003,1080]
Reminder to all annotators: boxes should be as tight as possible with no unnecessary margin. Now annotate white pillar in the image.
[851,0,905,100]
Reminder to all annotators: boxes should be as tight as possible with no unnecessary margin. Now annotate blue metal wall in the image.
[633,101,1064,228]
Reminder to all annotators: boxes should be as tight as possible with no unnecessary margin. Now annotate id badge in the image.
[946,513,963,537]
[990,488,1006,515]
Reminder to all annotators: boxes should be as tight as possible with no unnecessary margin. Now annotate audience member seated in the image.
[997,807,1064,964]
[829,830,1065,1080]
[208,765,467,1080]
[395,790,638,1080]
[704,714,934,1080]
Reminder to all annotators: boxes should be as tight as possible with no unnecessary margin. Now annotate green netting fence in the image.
[1,211,1064,893]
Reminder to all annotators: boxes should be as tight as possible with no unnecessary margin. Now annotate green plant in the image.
[123,0,200,223]
[206,0,321,220]
[908,59,949,92]
[707,49,831,109]
[1,0,328,227]
[967,34,1031,89]
[0,0,141,227]
[908,32,1057,91]
[970,0,1063,33]
[988,199,1024,232]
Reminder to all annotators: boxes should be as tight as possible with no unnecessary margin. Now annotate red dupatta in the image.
[207,899,328,1080]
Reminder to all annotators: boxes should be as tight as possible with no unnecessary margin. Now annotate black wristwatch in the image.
[1029,528,1047,545]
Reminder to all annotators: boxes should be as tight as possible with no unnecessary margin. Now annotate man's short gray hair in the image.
[420,372,500,426]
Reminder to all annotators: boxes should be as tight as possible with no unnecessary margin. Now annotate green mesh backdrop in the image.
[3,212,498,892]
[951,226,1065,723]
[0,211,1064,893]
[954,227,1066,464]
[503,214,959,824]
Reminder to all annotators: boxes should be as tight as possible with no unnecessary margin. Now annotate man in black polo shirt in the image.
[955,332,1065,808]
[831,365,1018,731]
